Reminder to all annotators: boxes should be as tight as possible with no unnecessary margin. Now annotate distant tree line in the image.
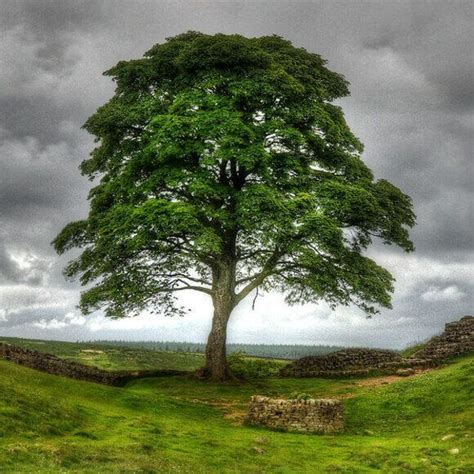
[86,340,344,360]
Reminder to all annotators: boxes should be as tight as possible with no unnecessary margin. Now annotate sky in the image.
[0,0,472,349]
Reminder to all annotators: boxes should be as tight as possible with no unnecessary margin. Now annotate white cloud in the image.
[421,285,466,302]
[7,249,52,286]
[0,285,75,310]
[366,251,474,300]
[33,311,86,330]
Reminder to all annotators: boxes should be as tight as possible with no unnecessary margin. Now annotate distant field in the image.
[0,336,348,373]
[0,337,291,375]
[0,351,472,472]
[0,337,206,372]
[80,339,345,360]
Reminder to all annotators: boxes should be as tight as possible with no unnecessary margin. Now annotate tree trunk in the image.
[204,263,235,381]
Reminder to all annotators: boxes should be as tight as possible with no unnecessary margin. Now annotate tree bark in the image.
[204,263,235,381]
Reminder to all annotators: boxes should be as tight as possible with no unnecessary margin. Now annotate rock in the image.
[449,448,460,455]
[396,368,415,377]
[251,447,266,455]
[441,434,455,441]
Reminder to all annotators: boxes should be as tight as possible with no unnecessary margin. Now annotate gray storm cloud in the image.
[0,0,472,346]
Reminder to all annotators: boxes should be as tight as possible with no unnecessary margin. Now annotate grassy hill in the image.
[0,352,472,472]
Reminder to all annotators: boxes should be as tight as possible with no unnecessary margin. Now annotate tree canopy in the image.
[54,32,415,380]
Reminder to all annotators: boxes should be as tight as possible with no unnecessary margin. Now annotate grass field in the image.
[0,337,208,372]
[0,336,288,377]
[0,345,472,472]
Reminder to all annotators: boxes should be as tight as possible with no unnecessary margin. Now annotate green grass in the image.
[0,336,207,371]
[400,341,429,358]
[0,352,472,472]
[0,337,288,376]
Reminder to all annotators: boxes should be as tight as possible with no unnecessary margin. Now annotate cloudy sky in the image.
[0,0,472,348]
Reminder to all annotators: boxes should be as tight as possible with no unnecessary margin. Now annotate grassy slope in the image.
[400,341,429,358]
[0,355,472,473]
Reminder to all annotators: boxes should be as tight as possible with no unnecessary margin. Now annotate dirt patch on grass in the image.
[355,368,434,389]
[223,409,248,425]
[178,396,248,425]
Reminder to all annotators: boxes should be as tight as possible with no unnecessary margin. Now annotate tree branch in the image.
[234,248,283,304]
[171,279,213,295]
[165,272,211,286]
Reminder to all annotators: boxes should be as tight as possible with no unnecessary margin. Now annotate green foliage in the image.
[53,32,415,321]
[1,355,472,472]
[227,351,283,378]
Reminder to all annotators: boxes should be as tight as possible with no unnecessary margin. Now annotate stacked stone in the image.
[410,316,474,361]
[246,396,344,434]
[280,316,474,378]
[280,348,402,377]
[0,343,188,385]
[378,358,436,369]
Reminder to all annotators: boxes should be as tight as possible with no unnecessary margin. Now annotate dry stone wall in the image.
[0,343,189,385]
[410,316,474,361]
[279,348,405,378]
[280,316,473,378]
[246,396,344,434]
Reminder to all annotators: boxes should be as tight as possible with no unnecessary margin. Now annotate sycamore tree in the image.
[54,32,415,381]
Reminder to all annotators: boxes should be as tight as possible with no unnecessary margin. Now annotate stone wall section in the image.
[280,316,473,378]
[280,348,403,377]
[410,316,473,361]
[0,343,189,385]
[246,396,344,434]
